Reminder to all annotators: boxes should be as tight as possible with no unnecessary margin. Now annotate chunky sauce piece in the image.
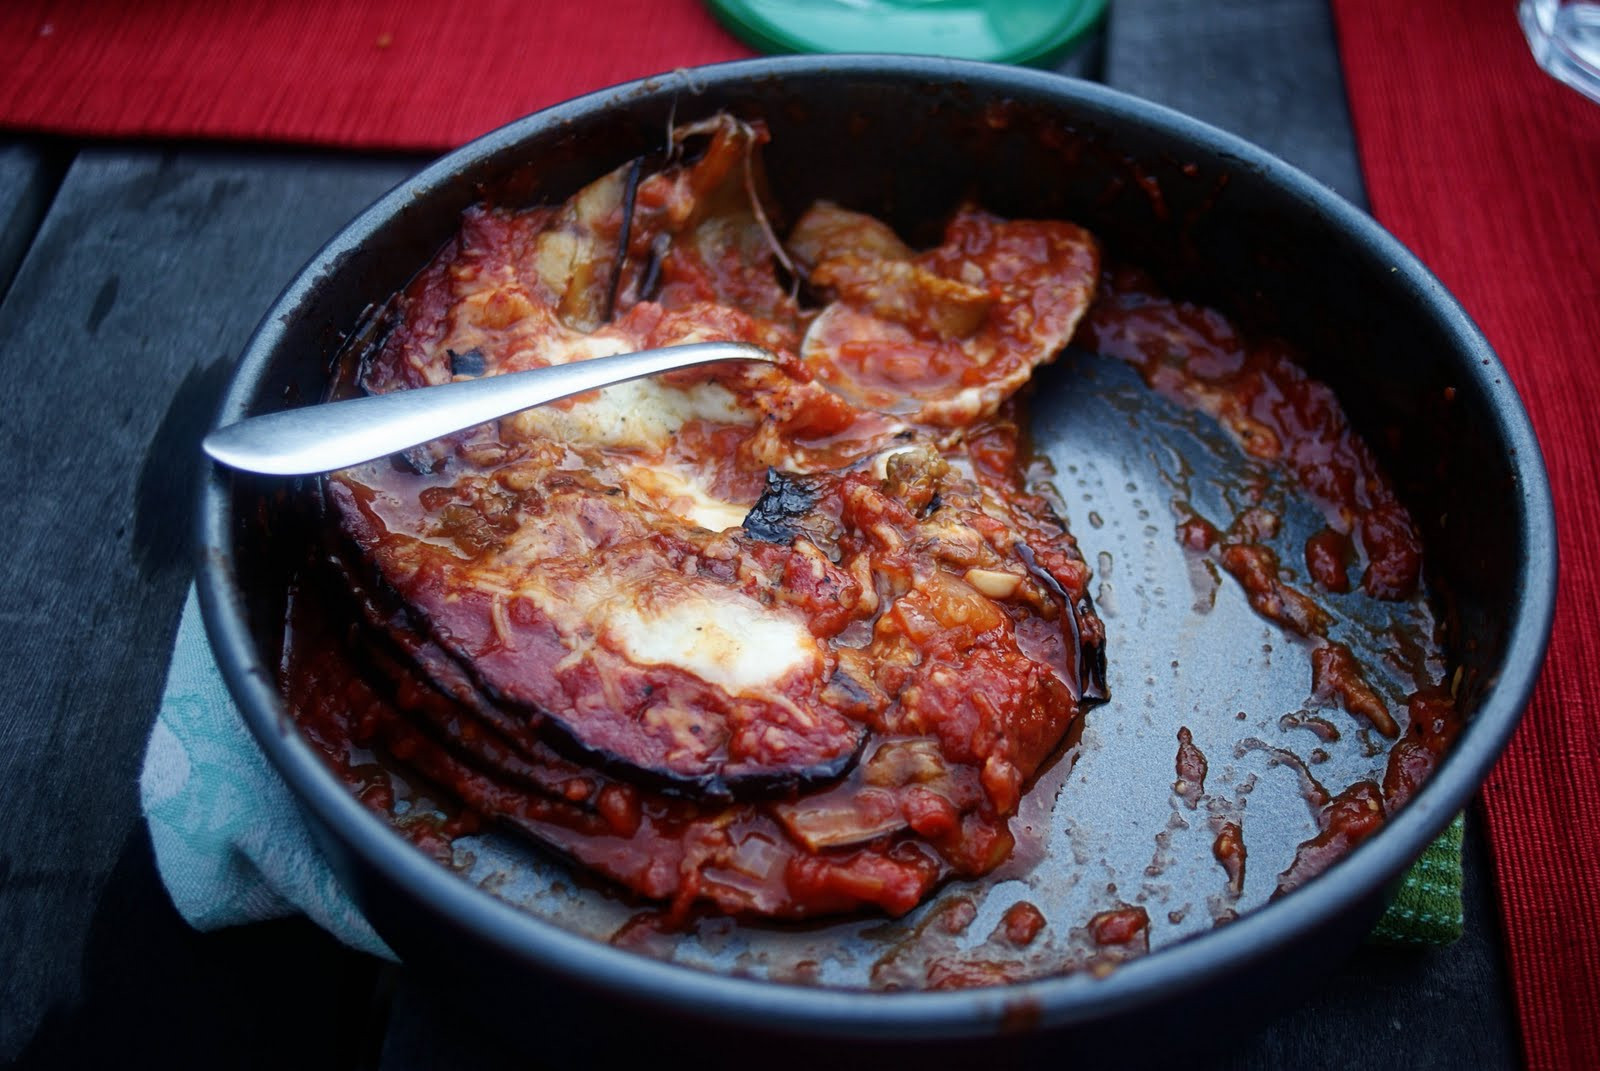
[1080,265,1424,603]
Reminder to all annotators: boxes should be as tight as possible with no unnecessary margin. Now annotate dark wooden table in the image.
[0,2,1526,1066]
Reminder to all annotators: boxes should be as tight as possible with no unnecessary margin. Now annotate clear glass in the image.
[1520,0,1600,105]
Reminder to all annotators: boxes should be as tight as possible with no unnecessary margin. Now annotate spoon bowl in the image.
[202,340,778,476]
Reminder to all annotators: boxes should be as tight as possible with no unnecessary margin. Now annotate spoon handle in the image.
[202,341,777,476]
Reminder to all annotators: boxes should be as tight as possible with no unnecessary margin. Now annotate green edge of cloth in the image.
[1370,812,1466,945]
[142,587,1466,956]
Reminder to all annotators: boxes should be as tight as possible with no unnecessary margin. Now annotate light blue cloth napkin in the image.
[139,586,396,960]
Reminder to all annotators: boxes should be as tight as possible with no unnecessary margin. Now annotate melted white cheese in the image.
[605,583,818,694]
[502,337,758,451]
[622,460,752,532]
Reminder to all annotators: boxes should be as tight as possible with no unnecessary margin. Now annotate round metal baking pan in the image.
[196,56,1555,1062]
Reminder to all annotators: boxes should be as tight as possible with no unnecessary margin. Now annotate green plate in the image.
[705,0,1109,67]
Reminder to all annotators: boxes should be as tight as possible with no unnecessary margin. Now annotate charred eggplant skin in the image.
[743,468,825,546]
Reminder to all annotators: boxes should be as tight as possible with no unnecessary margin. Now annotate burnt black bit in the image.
[341,294,402,400]
[447,347,487,377]
[637,232,670,303]
[823,669,878,709]
[604,156,644,323]
[1038,497,1072,535]
[743,467,821,545]
[922,491,943,517]
[396,443,448,475]
[673,128,716,167]
[820,662,890,718]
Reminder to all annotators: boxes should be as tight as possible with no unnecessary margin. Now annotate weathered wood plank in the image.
[0,140,58,299]
[1104,0,1367,203]
[0,146,424,1066]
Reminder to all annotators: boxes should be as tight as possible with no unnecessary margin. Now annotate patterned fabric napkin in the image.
[141,587,1462,957]
[139,588,395,960]
[1369,815,1464,946]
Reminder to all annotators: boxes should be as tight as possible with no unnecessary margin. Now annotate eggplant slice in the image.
[301,114,1110,918]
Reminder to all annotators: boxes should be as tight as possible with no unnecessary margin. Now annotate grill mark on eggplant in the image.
[537,715,867,804]
[322,482,866,802]
[1075,591,1110,703]
[604,156,643,323]
[1015,541,1108,706]
[443,629,866,803]
[320,526,589,781]
[637,232,670,304]
[343,293,402,396]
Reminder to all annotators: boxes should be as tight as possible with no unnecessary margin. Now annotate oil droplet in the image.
[1096,581,1117,616]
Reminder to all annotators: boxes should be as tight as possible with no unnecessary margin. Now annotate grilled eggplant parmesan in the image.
[286,115,1108,920]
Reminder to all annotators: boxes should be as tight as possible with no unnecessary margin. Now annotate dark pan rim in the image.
[196,55,1557,1040]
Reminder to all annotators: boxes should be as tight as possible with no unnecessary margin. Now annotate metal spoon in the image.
[202,341,778,476]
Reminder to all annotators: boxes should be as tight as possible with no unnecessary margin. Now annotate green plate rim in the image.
[704,0,1110,68]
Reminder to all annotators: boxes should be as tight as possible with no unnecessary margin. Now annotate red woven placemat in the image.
[0,0,753,152]
[1333,1,1600,1068]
